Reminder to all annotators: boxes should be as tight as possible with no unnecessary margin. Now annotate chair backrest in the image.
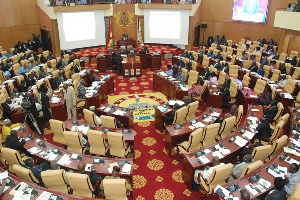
[173,106,188,124]
[234,105,243,128]
[192,52,199,61]
[273,102,284,121]
[218,116,236,139]
[279,53,287,61]
[107,132,127,158]
[181,68,188,82]
[240,160,264,177]
[186,128,203,152]
[203,56,210,67]
[187,70,199,87]
[63,131,84,154]
[288,183,300,200]
[103,179,127,200]
[253,79,266,95]
[202,123,220,148]
[268,135,288,159]
[12,63,20,75]
[72,73,80,82]
[207,163,233,194]
[209,65,218,74]
[182,57,189,65]
[43,50,50,58]
[229,81,238,98]
[279,113,290,126]
[50,119,66,145]
[270,69,280,82]
[285,63,292,75]
[83,109,99,126]
[227,40,233,47]
[87,130,107,156]
[1,147,25,173]
[213,49,220,55]
[191,61,198,71]
[243,60,252,69]
[229,65,238,78]
[252,145,272,162]
[269,120,284,143]
[12,165,39,184]
[289,51,299,58]
[11,55,18,64]
[292,67,300,79]
[186,101,199,121]
[41,169,69,193]
[221,52,227,61]
[52,69,60,78]
[20,59,28,67]
[263,65,270,77]
[67,172,93,198]
[284,78,296,94]
[227,47,233,55]
[100,115,117,129]
[218,71,227,85]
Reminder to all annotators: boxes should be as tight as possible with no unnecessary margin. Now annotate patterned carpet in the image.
[44,52,206,199]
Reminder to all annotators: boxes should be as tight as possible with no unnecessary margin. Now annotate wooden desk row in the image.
[182,105,263,190]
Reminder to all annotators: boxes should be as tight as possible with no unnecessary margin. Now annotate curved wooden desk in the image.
[165,107,222,156]
[17,123,133,178]
[182,105,263,190]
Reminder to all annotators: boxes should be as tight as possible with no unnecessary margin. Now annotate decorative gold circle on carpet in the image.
[140,82,149,85]
[147,159,164,171]
[118,83,127,86]
[130,86,140,90]
[155,176,164,182]
[143,90,153,93]
[134,150,141,159]
[132,164,139,170]
[138,121,150,127]
[119,91,129,95]
[183,189,192,197]
[149,150,156,155]
[142,137,156,146]
[136,195,146,200]
[172,170,184,183]
[154,189,174,200]
[133,175,147,189]
[172,160,179,165]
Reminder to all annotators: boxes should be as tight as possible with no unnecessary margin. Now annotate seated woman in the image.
[270,60,277,70]
[209,72,218,85]
[258,85,272,106]
[249,62,258,72]
[188,78,204,101]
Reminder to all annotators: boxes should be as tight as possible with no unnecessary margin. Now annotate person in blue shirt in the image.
[207,50,215,58]
[165,65,173,77]
[19,63,28,75]
[257,65,265,76]
[176,68,185,83]
[261,56,269,67]
[182,51,189,58]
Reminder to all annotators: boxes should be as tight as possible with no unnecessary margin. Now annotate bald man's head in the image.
[77,163,85,172]
[212,156,220,166]
[240,189,250,200]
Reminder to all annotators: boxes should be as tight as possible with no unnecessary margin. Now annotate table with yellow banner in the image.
[122,56,142,77]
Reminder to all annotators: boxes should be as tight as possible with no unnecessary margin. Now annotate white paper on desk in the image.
[37,191,52,200]
[48,152,58,161]
[104,107,111,112]
[204,149,211,154]
[247,116,258,121]
[250,95,258,98]
[268,168,285,178]
[212,85,217,88]
[193,122,205,128]
[121,163,132,174]
[99,106,106,110]
[284,157,300,165]
[168,100,176,106]
[71,154,78,159]
[214,185,230,197]
[85,164,92,172]
[283,147,300,156]
[243,131,255,140]
[11,126,20,131]
[251,109,260,112]
[85,93,93,98]
[211,112,220,117]
[189,125,196,130]
[219,148,231,155]
[269,84,278,88]
[212,151,224,159]
[245,184,258,195]
[203,118,212,123]
[113,110,126,116]
[12,190,24,200]
[58,154,70,165]
[283,93,294,99]
[198,155,210,164]
[0,171,8,180]
[276,89,282,92]
[234,136,248,147]
[259,178,271,189]
[157,106,167,112]
[28,147,41,155]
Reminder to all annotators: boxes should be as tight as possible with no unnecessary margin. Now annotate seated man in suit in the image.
[162,103,181,125]
[26,73,37,87]
[2,119,20,142]
[100,166,132,194]
[22,159,50,185]
[264,100,278,120]
[6,130,26,154]
[182,96,192,107]
[266,177,286,200]
[1,98,17,119]
[77,163,102,195]
[255,117,271,141]
[228,154,253,181]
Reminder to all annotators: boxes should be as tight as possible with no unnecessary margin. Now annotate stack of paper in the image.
[28,147,41,155]
[283,93,294,99]
[57,154,71,165]
[211,112,220,117]
[51,97,61,104]
[37,191,53,200]
[258,178,271,189]
[212,151,224,159]
[121,163,132,174]
[104,107,111,112]
[193,122,206,128]
[198,155,210,164]
[113,110,126,116]
[234,136,248,147]
[268,166,287,178]
[250,95,258,98]
[243,131,255,140]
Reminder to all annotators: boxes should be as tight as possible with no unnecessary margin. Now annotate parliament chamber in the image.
[0,0,300,199]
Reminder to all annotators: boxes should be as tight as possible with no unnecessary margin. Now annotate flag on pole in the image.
[138,20,143,44]
[107,19,114,47]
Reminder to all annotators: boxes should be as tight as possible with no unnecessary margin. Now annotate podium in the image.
[122,56,142,77]
[150,54,161,70]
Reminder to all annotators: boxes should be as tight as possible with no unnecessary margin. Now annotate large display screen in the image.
[232,0,270,23]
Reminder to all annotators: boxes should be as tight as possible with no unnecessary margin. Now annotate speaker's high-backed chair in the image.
[268,135,288,160]
[202,123,220,148]
[107,132,130,158]
[41,170,69,194]
[67,172,95,198]
[12,165,39,185]
[199,163,233,194]
[252,145,272,162]
[83,109,99,126]
[186,101,199,121]
[239,160,263,178]
[177,128,203,154]
[187,70,199,88]
[253,79,266,96]
[63,131,85,154]
[103,179,128,200]
[284,78,296,94]
[50,119,66,145]
[100,115,117,129]
[172,106,188,125]
[217,116,236,140]
[1,147,25,173]
[87,130,108,156]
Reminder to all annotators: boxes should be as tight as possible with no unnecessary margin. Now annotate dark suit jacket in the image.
[256,120,271,138]
[79,169,101,186]
[164,110,176,125]
[266,189,286,200]
[6,135,26,152]
[1,102,16,118]
[27,78,36,87]
[264,106,278,119]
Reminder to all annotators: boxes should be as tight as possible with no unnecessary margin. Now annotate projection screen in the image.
[57,10,106,50]
[144,9,190,45]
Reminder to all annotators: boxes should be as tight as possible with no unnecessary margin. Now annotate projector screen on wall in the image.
[232,0,270,23]
[57,10,106,50]
[144,9,190,45]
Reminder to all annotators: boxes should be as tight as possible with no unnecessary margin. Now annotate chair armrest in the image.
[177,144,187,150]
